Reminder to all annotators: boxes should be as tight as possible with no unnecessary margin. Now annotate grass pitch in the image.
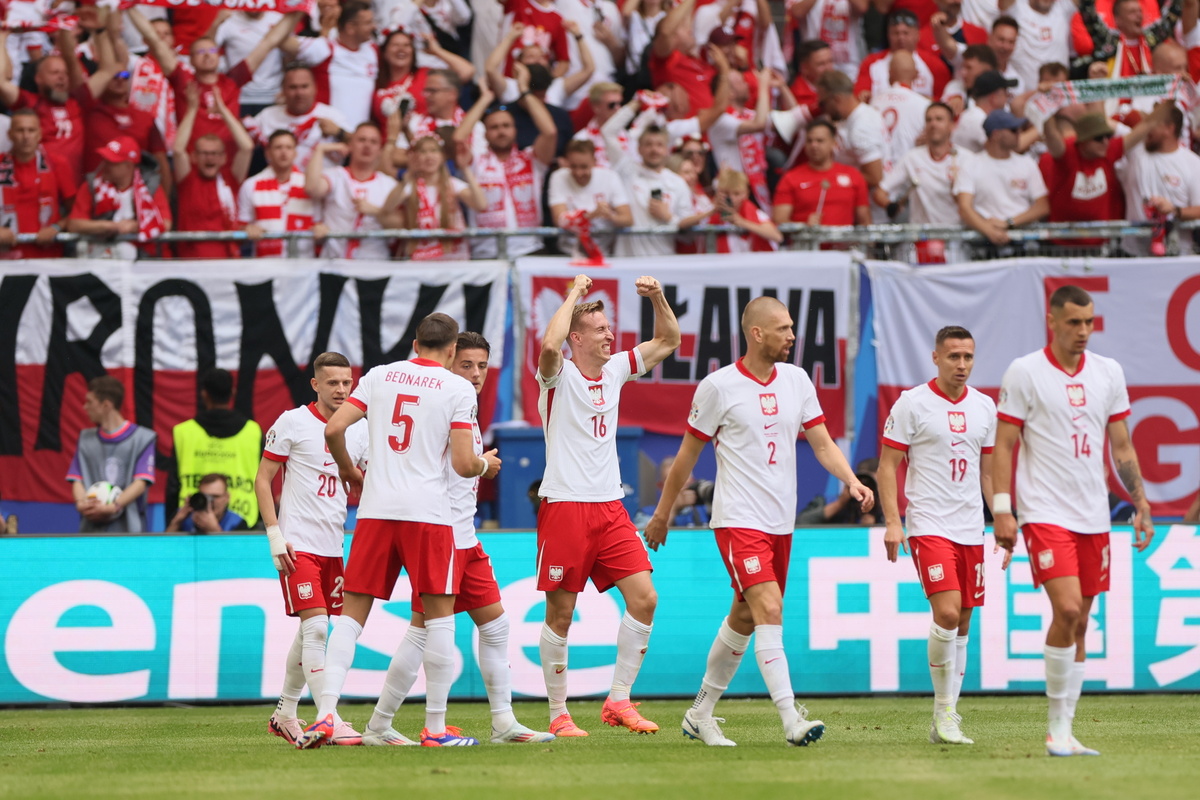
[1,695,1194,800]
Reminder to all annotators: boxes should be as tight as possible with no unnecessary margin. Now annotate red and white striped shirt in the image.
[237,167,319,257]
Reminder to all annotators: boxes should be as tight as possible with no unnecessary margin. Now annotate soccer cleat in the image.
[1068,736,1101,756]
[601,699,660,734]
[362,727,419,746]
[295,713,334,749]
[930,709,974,745]
[421,725,480,746]
[268,713,306,745]
[329,720,363,746]
[548,714,589,737]
[682,709,736,747]
[785,704,825,747]
[491,721,556,744]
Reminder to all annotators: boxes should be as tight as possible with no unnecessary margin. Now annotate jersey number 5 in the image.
[389,394,420,453]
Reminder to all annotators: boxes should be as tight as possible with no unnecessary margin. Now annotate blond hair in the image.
[570,301,605,333]
[716,167,748,194]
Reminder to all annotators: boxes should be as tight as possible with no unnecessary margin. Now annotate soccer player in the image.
[361,332,554,745]
[255,351,368,747]
[295,313,501,749]
[878,326,1002,746]
[992,284,1155,757]
[536,274,681,737]
[644,296,873,747]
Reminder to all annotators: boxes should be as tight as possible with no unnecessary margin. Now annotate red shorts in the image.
[908,535,985,607]
[280,552,345,617]
[1022,523,1111,596]
[536,499,652,593]
[343,518,459,600]
[412,541,502,614]
[714,528,792,602]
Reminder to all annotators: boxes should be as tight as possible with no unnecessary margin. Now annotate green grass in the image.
[0,696,1194,799]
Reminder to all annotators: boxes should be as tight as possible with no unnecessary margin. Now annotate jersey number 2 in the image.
[389,394,420,453]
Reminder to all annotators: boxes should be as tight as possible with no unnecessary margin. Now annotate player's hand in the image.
[267,524,297,574]
[992,513,1018,566]
[1132,501,1155,551]
[481,448,502,479]
[644,515,669,551]
[635,276,663,297]
[848,480,875,513]
[339,464,364,499]
[571,274,592,295]
[994,538,1013,570]
[884,523,908,562]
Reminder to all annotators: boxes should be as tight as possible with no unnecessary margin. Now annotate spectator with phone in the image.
[167,473,249,533]
[708,168,781,253]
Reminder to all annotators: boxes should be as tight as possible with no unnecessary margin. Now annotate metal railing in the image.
[9,219,1196,261]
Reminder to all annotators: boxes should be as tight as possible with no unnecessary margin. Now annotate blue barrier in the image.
[3,525,1198,705]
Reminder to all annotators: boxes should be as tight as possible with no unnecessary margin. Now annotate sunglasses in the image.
[192,47,219,56]
[115,70,130,80]
[606,100,620,109]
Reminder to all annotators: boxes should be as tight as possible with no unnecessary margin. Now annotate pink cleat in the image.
[601,700,659,734]
[268,713,306,745]
[329,720,363,746]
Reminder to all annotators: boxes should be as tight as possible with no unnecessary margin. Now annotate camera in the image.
[398,96,411,118]
[650,188,663,201]
[188,492,211,513]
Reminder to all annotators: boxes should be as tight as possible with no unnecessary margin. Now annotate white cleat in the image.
[1068,736,1101,756]
[362,727,419,746]
[930,709,974,745]
[491,721,556,744]
[682,709,736,747]
[1046,720,1099,757]
[785,704,825,747]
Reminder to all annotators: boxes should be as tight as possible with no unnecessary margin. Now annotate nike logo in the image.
[323,461,336,467]
[555,666,566,674]
[732,650,745,656]
[951,440,965,447]
[1071,414,1084,422]
[765,657,781,664]
[309,668,324,674]
[974,591,985,598]
[764,423,778,429]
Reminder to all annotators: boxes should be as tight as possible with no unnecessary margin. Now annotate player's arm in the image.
[254,456,296,574]
[978,450,1009,569]
[805,422,874,511]
[877,444,907,561]
[539,274,593,380]
[633,276,682,371]
[128,6,179,76]
[1108,417,1155,551]
[644,432,707,551]
[450,428,501,479]
[990,420,1021,556]
[325,402,367,496]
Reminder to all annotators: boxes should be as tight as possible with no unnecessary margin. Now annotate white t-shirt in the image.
[264,403,369,557]
[296,33,379,127]
[871,84,930,173]
[615,162,693,257]
[686,360,826,535]
[951,104,988,153]
[953,151,1047,220]
[961,0,1000,28]
[318,167,399,259]
[881,146,972,225]
[793,0,867,78]
[448,417,484,549]
[469,145,546,259]
[557,0,624,108]
[1009,0,1076,91]
[546,164,630,236]
[537,351,648,503]
[882,381,996,545]
[348,358,477,523]
[385,0,472,70]
[997,348,1131,533]
[246,102,350,170]
[836,102,885,168]
[1120,143,1200,220]
[216,12,285,106]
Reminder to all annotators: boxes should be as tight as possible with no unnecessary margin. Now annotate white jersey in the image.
[216,12,285,106]
[686,359,826,535]
[1009,0,1075,91]
[296,33,379,127]
[614,162,694,257]
[348,358,477,523]
[997,348,1131,533]
[264,403,369,557]
[835,102,885,169]
[881,146,971,225]
[953,151,1047,220]
[246,102,349,170]
[961,0,1000,28]
[871,85,929,174]
[882,381,996,545]
[951,104,987,154]
[1120,144,1200,255]
[793,0,867,77]
[537,350,648,503]
[448,417,484,548]
[318,167,399,260]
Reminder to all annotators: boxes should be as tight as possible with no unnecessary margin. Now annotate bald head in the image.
[741,297,788,337]
[1153,40,1187,76]
[889,50,917,86]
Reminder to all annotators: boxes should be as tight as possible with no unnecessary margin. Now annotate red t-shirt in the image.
[919,21,988,57]
[174,170,240,259]
[167,62,252,157]
[1039,136,1126,243]
[648,50,716,116]
[775,163,868,226]
[172,7,223,53]
[14,88,85,187]
[788,75,821,116]
[891,0,938,25]
[80,86,167,176]
[0,150,76,259]
[372,69,430,130]
[505,0,570,67]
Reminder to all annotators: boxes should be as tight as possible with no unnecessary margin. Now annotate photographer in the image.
[634,456,712,528]
[167,473,248,534]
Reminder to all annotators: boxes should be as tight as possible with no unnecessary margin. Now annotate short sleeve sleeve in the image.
[610,349,646,384]
[848,114,885,165]
[997,361,1031,427]
[796,371,826,429]
[348,368,374,412]
[349,420,370,469]
[450,381,476,428]
[296,36,332,67]
[236,179,255,224]
[536,355,565,390]
[263,412,292,462]
[1107,361,1132,422]
[982,395,997,452]
[686,377,723,442]
[882,392,914,451]
[1026,158,1048,200]
[952,163,976,197]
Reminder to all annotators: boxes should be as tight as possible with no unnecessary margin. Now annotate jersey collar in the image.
[927,378,968,404]
[411,357,442,367]
[307,402,329,423]
[736,357,776,386]
[1043,346,1086,377]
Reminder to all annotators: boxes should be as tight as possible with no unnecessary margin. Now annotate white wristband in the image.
[476,457,489,477]
[266,524,288,571]
[992,492,1013,515]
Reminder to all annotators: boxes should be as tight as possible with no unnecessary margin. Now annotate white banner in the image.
[868,257,1200,515]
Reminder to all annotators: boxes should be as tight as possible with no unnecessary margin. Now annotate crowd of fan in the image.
[2,0,1199,263]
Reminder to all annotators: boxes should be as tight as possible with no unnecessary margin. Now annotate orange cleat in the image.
[548,713,589,737]
[601,700,659,734]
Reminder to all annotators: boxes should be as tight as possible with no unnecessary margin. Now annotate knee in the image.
[1055,602,1084,629]
[754,598,783,626]
[933,610,960,631]
[544,604,574,636]
[627,588,657,622]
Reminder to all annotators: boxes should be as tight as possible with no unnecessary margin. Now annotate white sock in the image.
[754,624,798,730]
[276,627,305,719]
[423,616,456,734]
[928,623,956,714]
[539,623,569,722]
[609,612,652,703]
[317,615,362,719]
[368,624,427,734]
[1044,644,1075,726]
[691,617,750,719]
[476,614,517,732]
[1065,661,1086,720]
[952,635,968,709]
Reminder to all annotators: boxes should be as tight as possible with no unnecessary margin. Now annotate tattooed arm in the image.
[1108,417,1155,551]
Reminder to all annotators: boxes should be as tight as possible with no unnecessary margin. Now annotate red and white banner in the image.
[128,0,310,12]
[0,259,509,505]
[514,253,855,437]
[869,258,1200,516]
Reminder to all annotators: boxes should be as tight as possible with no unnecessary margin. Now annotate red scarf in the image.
[92,170,165,242]
[410,177,466,261]
[474,147,539,230]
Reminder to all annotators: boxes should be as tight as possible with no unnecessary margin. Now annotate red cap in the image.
[96,136,140,164]
[708,28,738,46]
